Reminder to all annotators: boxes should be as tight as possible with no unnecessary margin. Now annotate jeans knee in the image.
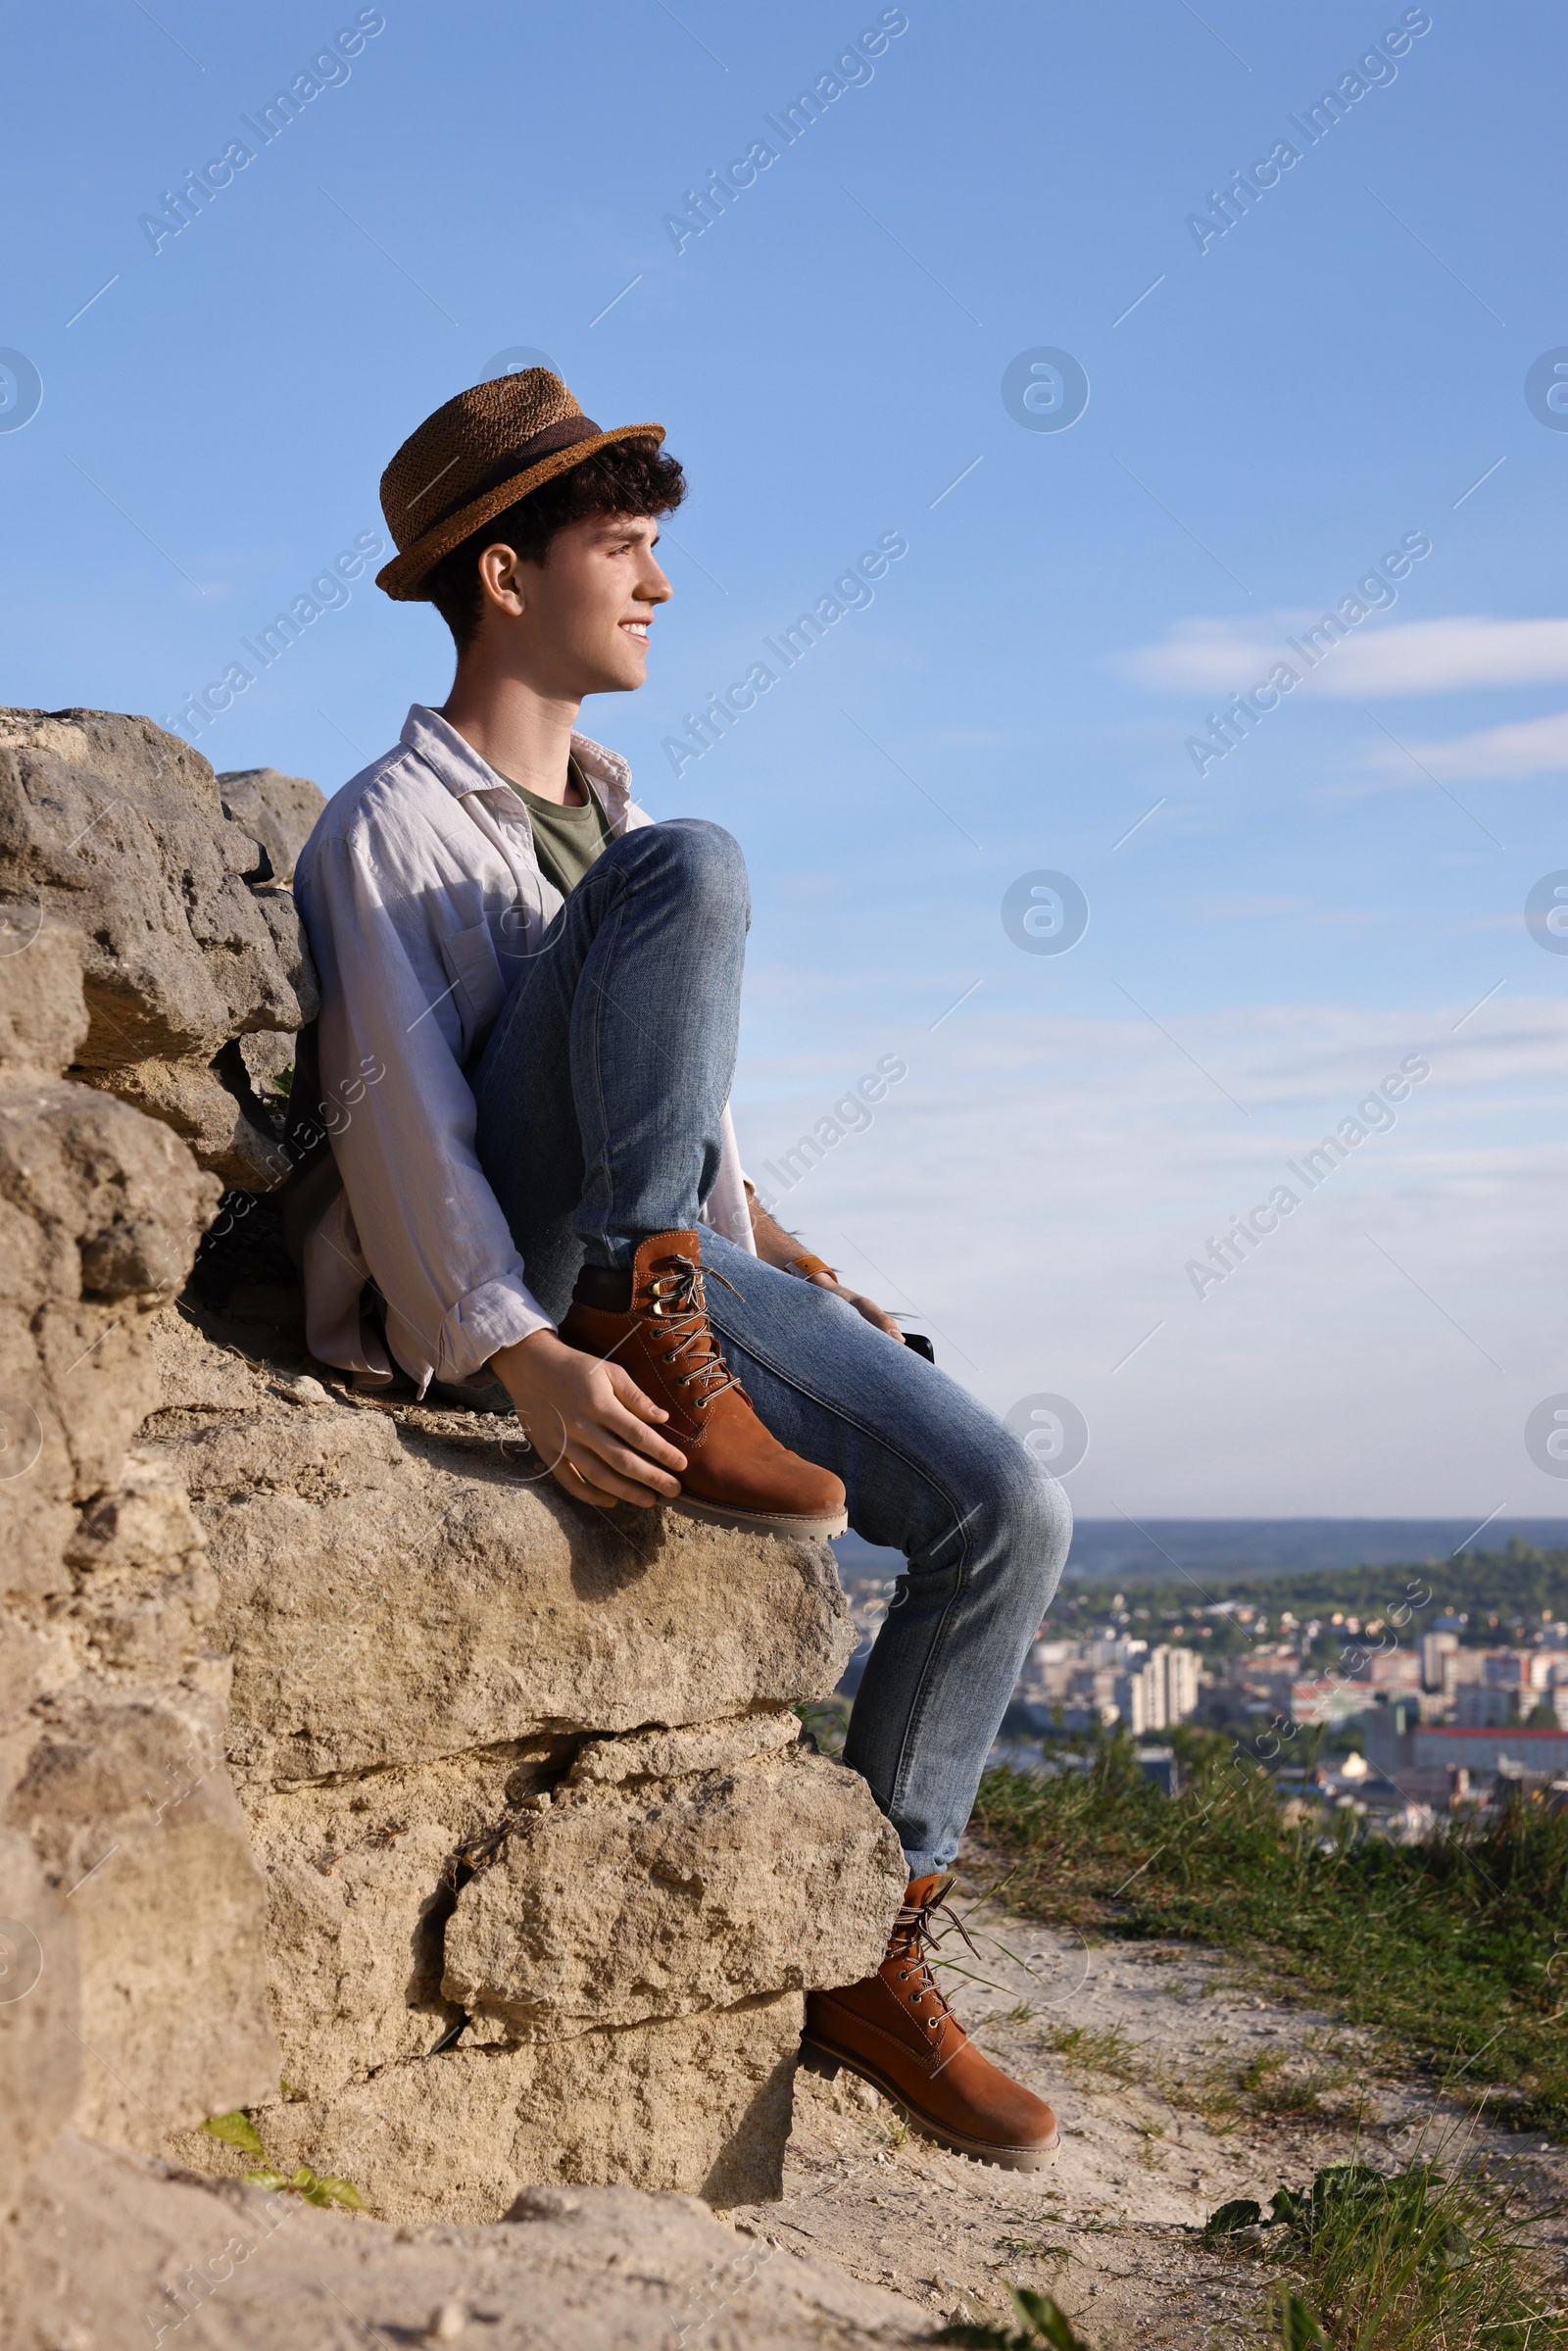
[658,818,750,923]
[990,1441,1073,1617]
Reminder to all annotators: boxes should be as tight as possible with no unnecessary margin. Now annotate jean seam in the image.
[579,895,627,1264]
[706,1290,977,1838]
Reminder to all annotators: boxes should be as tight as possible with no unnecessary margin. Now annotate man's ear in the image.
[477,542,526,617]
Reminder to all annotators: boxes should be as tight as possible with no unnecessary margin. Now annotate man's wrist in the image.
[492,1327,565,1379]
[785,1252,839,1284]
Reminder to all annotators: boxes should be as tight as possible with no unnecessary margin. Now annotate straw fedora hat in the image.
[375,368,663,602]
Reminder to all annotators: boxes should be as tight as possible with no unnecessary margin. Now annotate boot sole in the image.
[798,2036,1061,2171]
[670,1494,849,1542]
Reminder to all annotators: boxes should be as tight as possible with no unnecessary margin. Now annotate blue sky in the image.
[5,1,1567,1514]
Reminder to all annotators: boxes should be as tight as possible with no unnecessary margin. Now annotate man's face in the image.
[479,514,671,695]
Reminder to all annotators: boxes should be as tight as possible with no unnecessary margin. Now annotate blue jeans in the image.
[473,819,1071,1874]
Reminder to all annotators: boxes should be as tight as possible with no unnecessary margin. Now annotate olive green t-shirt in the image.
[503,754,612,900]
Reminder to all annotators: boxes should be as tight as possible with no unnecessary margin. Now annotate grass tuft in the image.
[972,1733,1568,2132]
[1209,2159,1566,2348]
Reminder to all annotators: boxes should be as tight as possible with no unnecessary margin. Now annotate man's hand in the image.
[490,1329,687,1508]
[806,1271,905,1342]
[743,1183,904,1343]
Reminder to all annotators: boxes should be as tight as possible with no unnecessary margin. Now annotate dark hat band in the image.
[421,415,606,538]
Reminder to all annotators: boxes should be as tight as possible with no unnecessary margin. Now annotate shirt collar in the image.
[399,705,634,822]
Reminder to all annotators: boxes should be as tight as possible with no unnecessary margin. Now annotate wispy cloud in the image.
[1365,707,1568,782]
[736,993,1568,1513]
[1121,614,1568,698]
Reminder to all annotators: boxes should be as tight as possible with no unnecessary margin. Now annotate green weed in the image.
[1206,2160,1566,2348]
[1041,2022,1143,2084]
[937,2283,1092,2349]
[201,2108,365,2212]
[972,1738,1568,2131]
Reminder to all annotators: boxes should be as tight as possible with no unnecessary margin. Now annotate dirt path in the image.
[733,1863,1568,2346]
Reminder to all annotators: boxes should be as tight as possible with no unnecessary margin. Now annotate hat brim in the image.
[375,420,666,602]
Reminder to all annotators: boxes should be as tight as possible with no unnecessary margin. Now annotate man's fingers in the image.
[845,1291,905,1341]
[581,1432,683,1496]
[595,1392,688,1472]
[604,1364,670,1424]
[555,1455,663,1509]
[555,1461,621,1507]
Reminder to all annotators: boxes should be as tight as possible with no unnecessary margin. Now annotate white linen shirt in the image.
[291,704,755,1391]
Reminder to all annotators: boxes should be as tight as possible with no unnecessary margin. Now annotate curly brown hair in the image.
[424,435,686,649]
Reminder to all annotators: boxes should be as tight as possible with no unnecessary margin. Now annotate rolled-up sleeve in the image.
[299,829,553,1387]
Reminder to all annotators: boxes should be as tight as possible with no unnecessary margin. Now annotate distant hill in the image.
[833,1520,1568,1590]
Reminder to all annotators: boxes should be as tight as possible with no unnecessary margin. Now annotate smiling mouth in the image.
[620,619,651,639]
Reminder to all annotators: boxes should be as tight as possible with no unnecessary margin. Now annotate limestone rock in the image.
[218,765,326,885]
[567,1711,805,1787]
[0,1076,218,1610]
[444,1738,905,2037]
[0,919,89,1076]
[0,709,318,1186]
[6,2131,920,2349]
[236,1741,571,2097]
[153,1393,857,1781]
[0,1830,79,2222]
[215,1995,807,2221]
[107,1049,293,1191]
[4,1682,280,2153]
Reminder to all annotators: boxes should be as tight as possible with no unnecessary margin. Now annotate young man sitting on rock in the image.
[291,368,1072,2172]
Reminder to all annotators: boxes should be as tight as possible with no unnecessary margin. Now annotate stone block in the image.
[0,708,318,1185]
[157,1396,856,1780]
[443,1729,905,2037]
[0,1829,79,2221]
[217,765,325,886]
[236,1741,569,2098]
[4,1685,280,2152]
[237,1994,806,2221]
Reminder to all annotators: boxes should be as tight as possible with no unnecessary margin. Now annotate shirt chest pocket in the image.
[440,919,508,1048]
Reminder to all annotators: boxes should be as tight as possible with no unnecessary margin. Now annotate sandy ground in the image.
[731,1860,1568,2348]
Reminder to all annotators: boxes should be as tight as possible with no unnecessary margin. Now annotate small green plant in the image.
[937,2283,1092,2349]
[201,2109,364,2212]
[1270,2286,1327,2349]
[792,1697,849,1759]
[995,2234,1070,2265]
[1201,2161,1567,2348]
[1041,2022,1142,2083]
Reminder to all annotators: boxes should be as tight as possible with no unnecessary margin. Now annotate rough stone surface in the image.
[0,917,91,1076]
[0,709,318,1186]
[0,1829,79,2224]
[444,1739,906,2037]
[568,1711,805,1787]
[148,1387,857,1782]
[8,1678,279,2153]
[0,923,278,2166]
[178,1995,808,2221]
[6,2132,921,2348]
[235,1740,571,2097]
[218,765,326,885]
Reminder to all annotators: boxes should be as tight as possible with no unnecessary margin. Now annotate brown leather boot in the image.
[558,1231,849,1541]
[802,1874,1060,2170]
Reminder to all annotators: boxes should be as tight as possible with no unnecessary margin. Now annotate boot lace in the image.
[645,1255,744,1410]
[890,1875,981,2031]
